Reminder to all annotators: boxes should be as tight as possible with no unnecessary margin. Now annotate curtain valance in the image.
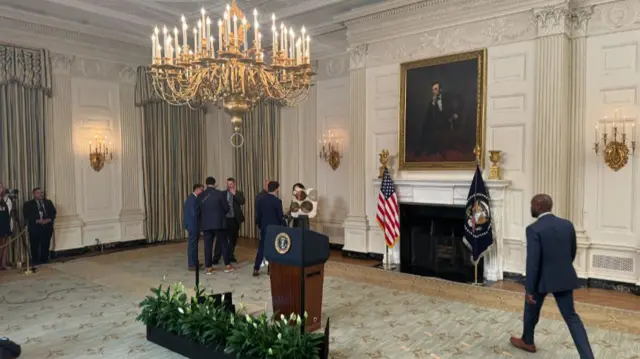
[0,44,52,96]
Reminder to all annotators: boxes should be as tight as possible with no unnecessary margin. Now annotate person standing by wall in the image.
[23,187,56,266]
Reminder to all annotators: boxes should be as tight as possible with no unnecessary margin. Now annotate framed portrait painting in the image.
[399,49,487,170]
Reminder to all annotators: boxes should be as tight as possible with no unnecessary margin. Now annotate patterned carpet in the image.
[1,244,639,359]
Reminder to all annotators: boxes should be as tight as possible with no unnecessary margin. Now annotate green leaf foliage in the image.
[137,282,325,359]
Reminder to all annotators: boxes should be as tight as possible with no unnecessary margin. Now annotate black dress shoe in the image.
[252,270,259,277]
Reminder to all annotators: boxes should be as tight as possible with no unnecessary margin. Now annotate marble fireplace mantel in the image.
[372,177,511,281]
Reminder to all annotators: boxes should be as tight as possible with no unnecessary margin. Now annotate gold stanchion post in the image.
[24,230,33,275]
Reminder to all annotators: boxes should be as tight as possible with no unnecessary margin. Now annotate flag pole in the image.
[385,245,390,269]
[383,244,396,271]
[472,145,482,286]
[473,262,478,285]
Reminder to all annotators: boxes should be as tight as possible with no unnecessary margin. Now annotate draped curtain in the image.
[0,44,51,263]
[233,101,280,239]
[135,67,206,243]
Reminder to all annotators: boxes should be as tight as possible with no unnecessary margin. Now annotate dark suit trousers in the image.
[204,229,229,267]
[253,229,266,271]
[29,225,53,265]
[215,218,238,261]
[522,290,594,359]
[187,229,199,268]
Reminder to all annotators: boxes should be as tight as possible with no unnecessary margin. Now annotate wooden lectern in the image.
[264,226,330,332]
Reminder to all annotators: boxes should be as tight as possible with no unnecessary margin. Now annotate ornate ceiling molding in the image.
[338,0,631,47]
[571,6,595,37]
[366,11,536,67]
[118,65,137,85]
[0,8,147,66]
[534,4,572,37]
[51,53,74,75]
[588,0,640,35]
[534,4,596,37]
[349,44,368,70]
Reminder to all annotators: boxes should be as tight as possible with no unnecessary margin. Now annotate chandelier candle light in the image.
[593,109,636,171]
[149,0,313,147]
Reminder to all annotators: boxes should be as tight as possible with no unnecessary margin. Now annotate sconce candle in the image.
[89,135,113,172]
[318,130,342,171]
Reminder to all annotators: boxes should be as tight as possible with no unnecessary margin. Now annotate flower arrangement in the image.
[137,282,325,359]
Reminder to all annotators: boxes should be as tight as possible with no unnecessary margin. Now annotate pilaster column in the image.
[342,44,369,253]
[532,6,572,218]
[51,54,81,224]
[50,53,82,250]
[568,7,592,233]
[118,65,145,239]
[568,7,593,276]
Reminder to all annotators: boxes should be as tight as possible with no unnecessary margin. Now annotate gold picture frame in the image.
[398,49,487,170]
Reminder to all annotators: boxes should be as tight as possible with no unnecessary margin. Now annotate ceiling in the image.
[0,0,385,56]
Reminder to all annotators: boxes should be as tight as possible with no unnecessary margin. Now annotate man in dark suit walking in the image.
[184,183,204,271]
[23,187,57,266]
[254,179,269,230]
[198,177,233,273]
[510,194,594,359]
[213,178,244,264]
[253,181,285,276]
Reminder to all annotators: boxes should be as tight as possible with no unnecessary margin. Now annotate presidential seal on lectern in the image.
[274,232,292,254]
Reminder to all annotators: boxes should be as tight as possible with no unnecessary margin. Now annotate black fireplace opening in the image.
[399,203,484,283]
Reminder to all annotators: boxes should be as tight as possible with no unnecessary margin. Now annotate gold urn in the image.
[488,150,502,180]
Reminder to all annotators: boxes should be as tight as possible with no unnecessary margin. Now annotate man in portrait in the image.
[419,81,465,157]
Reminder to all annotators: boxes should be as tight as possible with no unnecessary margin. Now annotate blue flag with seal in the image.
[463,165,493,264]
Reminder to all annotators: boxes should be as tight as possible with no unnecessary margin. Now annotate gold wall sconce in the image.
[593,110,636,171]
[319,130,342,171]
[89,135,113,172]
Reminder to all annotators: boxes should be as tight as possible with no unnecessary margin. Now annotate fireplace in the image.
[399,203,483,283]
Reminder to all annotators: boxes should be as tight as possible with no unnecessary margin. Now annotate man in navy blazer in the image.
[198,177,233,273]
[254,179,270,227]
[253,180,285,276]
[184,183,204,271]
[511,194,594,359]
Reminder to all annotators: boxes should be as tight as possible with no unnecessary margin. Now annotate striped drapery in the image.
[135,67,206,243]
[0,44,51,264]
[233,101,280,239]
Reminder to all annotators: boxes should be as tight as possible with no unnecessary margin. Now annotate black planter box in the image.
[147,325,329,359]
[147,325,233,359]
[145,291,329,359]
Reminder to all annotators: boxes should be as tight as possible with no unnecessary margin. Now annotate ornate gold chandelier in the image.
[149,0,313,146]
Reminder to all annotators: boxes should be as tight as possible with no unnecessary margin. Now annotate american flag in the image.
[376,168,400,248]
